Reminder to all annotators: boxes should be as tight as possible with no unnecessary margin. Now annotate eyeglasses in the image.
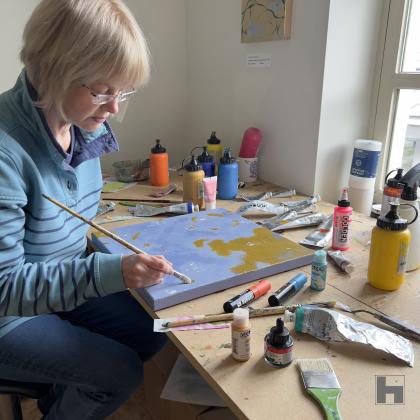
[82,84,136,105]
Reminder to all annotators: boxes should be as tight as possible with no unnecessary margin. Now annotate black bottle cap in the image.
[207,131,221,145]
[197,147,214,163]
[400,163,420,200]
[184,155,202,172]
[267,318,290,346]
[151,139,166,153]
[376,203,408,231]
[220,148,235,164]
[401,182,418,201]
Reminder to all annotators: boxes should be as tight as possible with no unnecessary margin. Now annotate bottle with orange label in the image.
[380,168,404,217]
[150,139,169,187]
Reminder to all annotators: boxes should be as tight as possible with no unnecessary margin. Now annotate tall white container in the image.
[348,139,382,216]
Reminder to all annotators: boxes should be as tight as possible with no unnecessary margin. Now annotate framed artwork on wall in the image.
[241,0,293,43]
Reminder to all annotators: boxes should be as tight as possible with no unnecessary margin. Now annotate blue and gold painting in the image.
[92,208,313,310]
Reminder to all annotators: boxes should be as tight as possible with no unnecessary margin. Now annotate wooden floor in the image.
[21,385,153,420]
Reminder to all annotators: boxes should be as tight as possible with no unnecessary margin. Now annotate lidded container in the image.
[150,139,169,187]
[348,139,382,216]
[182,155,205,209]
[367,203,417,290]
[217,148,238,200]
[206,131,223,171]
[197,147,215,178]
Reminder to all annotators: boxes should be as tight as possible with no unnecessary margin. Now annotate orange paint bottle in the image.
[150,139,169,187]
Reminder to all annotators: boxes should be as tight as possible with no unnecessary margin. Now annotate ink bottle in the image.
[231,308,251,362]
[264,317,293,367]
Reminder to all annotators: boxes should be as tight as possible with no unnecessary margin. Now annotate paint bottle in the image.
[264,317,293,368]
[367,203,417,291]
[182,155,205,209]
[207,131,223,172]
[399,163,420,271]
[380,168,404,217]
[197,147,215,177]
[348,139,382,216]
[150,139,169,187]
[332,187,352,250]
[223,280,271,313]
[231,308,251,362]
[310,250,327,291]
[217,148,238,200]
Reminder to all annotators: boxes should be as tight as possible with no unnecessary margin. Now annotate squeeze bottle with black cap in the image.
[399,163,420,271]
[150,139,169,187]
[368,203,418,290]
[217,148,238,200]
[197,147,215,177]
[183,155,205,209]
[380,168,404,216]
[207,131,222,169]
[264,317,293,367]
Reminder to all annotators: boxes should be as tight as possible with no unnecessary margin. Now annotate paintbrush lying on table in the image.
[162,301,337,328]
[42,194,192,285]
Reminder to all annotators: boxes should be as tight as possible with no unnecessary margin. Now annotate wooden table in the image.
[97,178,420,420]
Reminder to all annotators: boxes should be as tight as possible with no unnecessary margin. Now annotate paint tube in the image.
[239,188,296,202]
[149,183,176,197]
[237,200,288,215]
[285,307,414,367]
[203,176,218,210]
[299,215,333,248]
[130,202,199,217]
[327,250,354,274]
[282,194,321,212]
[261,213,327,232]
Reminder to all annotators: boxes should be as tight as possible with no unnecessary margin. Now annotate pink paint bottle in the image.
[332,187,352,250]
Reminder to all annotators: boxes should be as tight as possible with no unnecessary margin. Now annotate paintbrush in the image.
[42,194,192,285]
[297,358,342,420]
[162,301,337,328]
[334,301,420,341]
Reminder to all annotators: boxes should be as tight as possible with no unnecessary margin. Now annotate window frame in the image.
[372,0,420,192]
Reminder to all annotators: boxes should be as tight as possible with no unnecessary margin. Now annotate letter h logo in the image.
[375,375,405,404]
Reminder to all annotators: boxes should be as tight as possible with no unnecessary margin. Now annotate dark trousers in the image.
[0,291,166,419]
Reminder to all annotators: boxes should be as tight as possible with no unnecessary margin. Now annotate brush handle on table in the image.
[374,313,420,341]
[307,388,342,420]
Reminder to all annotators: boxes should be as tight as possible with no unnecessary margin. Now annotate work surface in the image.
[97,178,420,420]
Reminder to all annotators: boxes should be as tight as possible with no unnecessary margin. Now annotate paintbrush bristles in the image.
[42,194,192,285]
[297,358,333,373]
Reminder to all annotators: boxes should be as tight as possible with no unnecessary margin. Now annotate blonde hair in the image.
[20,0,150,120]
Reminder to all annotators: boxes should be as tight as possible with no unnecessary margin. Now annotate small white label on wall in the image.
[246,54,272,68]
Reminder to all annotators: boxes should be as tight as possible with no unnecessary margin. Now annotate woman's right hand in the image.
[121,254,173,289]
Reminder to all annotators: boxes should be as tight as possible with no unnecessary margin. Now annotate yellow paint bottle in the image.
[367,203,417,291]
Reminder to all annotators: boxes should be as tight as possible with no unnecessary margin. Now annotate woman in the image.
[0,0,173,418]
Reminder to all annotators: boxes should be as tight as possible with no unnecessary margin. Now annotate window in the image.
[373,0,420,180]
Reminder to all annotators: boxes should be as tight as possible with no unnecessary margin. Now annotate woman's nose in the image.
[102,98,119,114]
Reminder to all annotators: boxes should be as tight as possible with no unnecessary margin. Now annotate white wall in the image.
[0,0,384,200]
[314,0,383,203]
[0,1,39,92]
[186,0,330,195]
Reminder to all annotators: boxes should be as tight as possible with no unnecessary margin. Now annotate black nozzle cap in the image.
[267,318,290,346]
[184,155,202,172]
[377,203,408,231]
[151,139,166,153]
[197,146,214,163]
[207,131,221,144]
[220,148,235,164]
[401,182,418,201]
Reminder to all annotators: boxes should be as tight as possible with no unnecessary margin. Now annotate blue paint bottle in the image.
[217,148,238,200]
[197,147,215,177]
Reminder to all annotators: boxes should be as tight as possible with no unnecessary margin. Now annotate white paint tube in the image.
[261,213,327,232]
[286,307,414,367]
[237,200,288,215]
[282,194,321,212]
[239,188,296,202]
[130,202,199,217]
[299,215,333,248]
[327,250,354,274]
